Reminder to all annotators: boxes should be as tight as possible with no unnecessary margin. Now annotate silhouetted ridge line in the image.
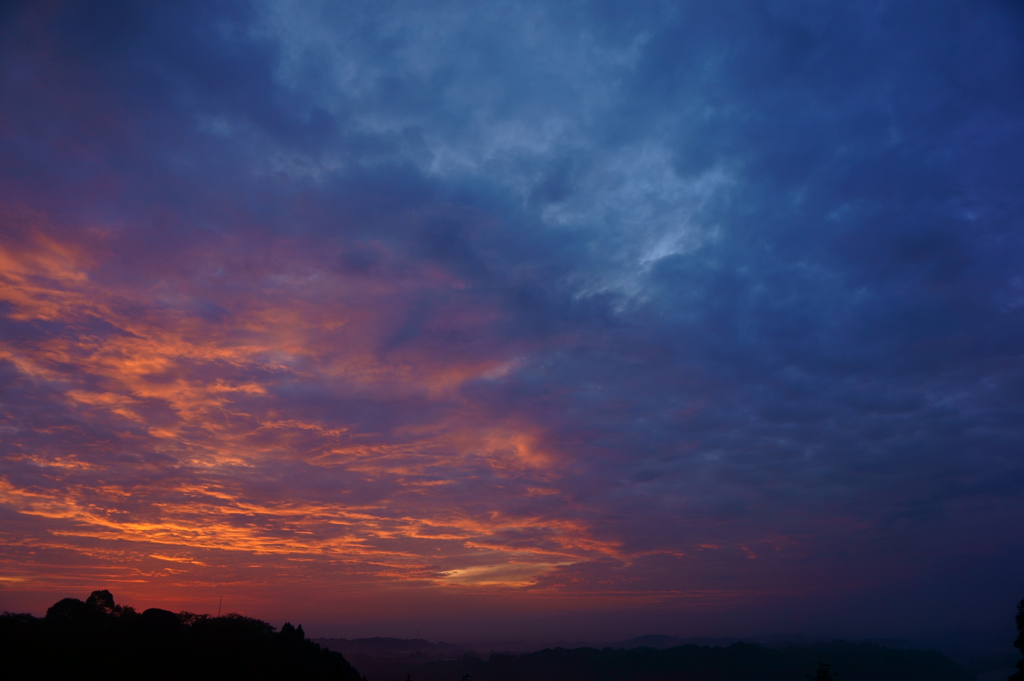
[315,637,466,659]
[337,641,972,681]
[0,590,365,681]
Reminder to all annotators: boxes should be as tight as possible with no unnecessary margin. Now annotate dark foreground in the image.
[0,590,363,680]
[4,592,1023,681]
[319,598,1024,681]
[329,640,974,681]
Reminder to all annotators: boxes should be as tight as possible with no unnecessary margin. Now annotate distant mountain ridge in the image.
[314,637,465,659]
[321,639,972,681]
[313,636,579,658]
[610,635,737,650]
[607,634,924,650]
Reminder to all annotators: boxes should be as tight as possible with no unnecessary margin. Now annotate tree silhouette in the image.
[1010,598,1024,681]
[2,590,365,680]
[86,589,118,615]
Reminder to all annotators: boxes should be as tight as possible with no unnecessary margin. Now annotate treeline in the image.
[351,641,973,681]
[0,590,364,681]
[1015,597,1024,681]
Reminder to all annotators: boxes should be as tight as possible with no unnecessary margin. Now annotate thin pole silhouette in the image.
[218,596,222,617]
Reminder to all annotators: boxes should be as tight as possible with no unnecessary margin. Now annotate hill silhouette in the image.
[322,640,972,681]
[0,590,363,681]
[4,591,1017,680]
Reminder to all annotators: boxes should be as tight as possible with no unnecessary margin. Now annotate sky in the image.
[1,0,1023,644]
